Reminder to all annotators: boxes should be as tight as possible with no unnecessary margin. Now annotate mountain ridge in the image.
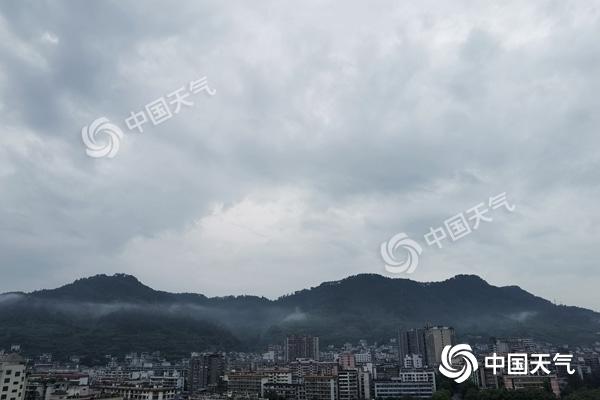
[1,273,599,362]
[18,272,557,304]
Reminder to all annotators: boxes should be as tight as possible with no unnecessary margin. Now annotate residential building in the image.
[303,376,336,400]
[503,375,560,398]
[285,336,320,362]
[25,373,89,400]
[424,326,455,367]
[374,371,436,399]
[0,354,26,400]
[402,354,423,369]
[289,361,337,381]
[338,354,356,370]
[225,374,266,399]
[337,370,358,400]
[473,366,500,390]
[353,354,371,364]
[188,353,224,393]
[96,382,176,400]
[262,382,301,399]
[398,329,426,362]
[357,368,371,400]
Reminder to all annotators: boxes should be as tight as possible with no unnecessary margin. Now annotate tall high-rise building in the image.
[424,326,455,367]
[397,329,426,362]
[285,335,320,362]
[357,368,371,400]
[188,353,224,393]
[337,370,359,400]
[0,354,27,400]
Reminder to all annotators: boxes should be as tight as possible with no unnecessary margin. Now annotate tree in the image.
[563,388,600,400]
[431,389,452,400]
[464,387,480,400]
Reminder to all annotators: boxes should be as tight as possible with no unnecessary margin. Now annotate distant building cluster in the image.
[1,328,600,400]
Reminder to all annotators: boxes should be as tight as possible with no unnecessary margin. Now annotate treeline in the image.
[427,371,600,400]
[429,388,555,400]
[380,387,600,400]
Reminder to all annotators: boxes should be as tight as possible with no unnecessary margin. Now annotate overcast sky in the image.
[1,1,599,310]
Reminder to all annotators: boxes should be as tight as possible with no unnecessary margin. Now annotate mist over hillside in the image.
[1,273,599,362]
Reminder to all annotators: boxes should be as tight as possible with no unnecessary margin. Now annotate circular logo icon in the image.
[439,344,479,383]
[380,232,423,274]
[81,117,124,158]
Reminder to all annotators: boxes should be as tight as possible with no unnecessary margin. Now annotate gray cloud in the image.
[1,1,600,310]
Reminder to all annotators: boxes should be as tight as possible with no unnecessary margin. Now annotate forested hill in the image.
[1,273,598,362]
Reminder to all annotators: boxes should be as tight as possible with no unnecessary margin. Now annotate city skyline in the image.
[2,331,592,400]
[2,2,600,399]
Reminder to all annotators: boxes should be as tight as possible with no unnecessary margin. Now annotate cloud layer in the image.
[1,1,600,310]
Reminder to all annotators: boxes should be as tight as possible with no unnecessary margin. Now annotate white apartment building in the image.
[96,383,175,400]
[354,354,371,364]
[402,354,424,369]
[0,354,26,400]
[374,370,436,399]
